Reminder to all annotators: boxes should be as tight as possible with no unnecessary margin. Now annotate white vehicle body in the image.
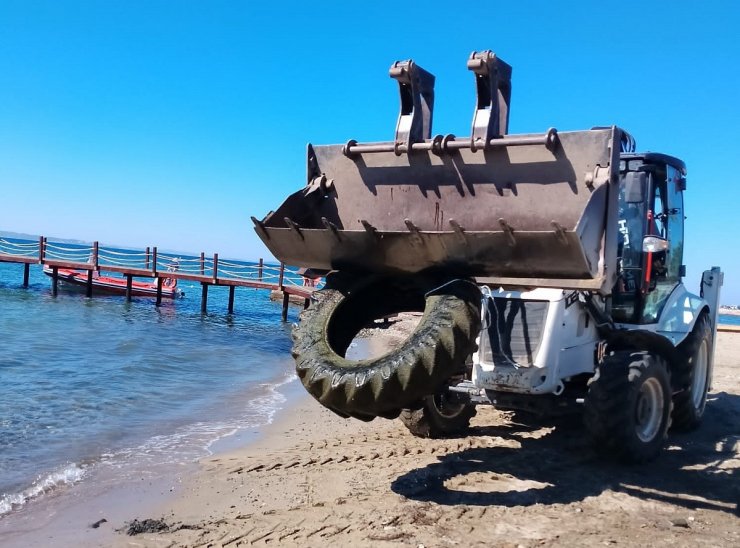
[472,268,723,397]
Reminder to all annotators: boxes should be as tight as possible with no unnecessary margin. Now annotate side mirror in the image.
[623,172,646,203]
[643,235,669,253]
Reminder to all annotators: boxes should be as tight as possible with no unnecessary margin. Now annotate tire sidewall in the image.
[684,318,712,418]
[671,313,713,430]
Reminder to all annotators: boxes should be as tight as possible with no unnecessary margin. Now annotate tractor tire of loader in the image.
[671,314,712,431]
[399,391,477,438]
[584,350,672,463]
[291,274,481,420]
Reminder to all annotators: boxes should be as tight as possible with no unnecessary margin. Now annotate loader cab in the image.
[612,153,686,324]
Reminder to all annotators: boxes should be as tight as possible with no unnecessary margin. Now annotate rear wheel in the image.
[584,351,672,463]
[400,388,476,438]
[672,314,712,431]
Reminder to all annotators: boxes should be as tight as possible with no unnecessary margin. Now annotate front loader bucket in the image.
[256,127,620,292]
[254,54,621,293]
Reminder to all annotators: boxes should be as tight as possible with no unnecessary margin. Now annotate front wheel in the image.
[584,351,672,463]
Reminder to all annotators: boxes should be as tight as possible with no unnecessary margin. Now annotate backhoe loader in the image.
[254,51,722,462]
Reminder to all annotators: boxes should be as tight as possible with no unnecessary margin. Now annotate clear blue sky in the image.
[1,1,739,302]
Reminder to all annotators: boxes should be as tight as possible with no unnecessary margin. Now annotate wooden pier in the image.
[0,237,315,320]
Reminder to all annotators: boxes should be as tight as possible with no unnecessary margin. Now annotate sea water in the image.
[719,314,740,326]
[0,259,300,517]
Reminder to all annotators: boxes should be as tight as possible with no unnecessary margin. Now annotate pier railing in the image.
[0,237,319,319]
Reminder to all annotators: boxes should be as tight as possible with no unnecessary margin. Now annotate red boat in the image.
[43,267,184,299]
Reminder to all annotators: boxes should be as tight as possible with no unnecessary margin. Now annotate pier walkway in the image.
[0,237,316,320]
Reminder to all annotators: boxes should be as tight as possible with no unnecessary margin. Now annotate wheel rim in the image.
[635,377,665,442]
[431,392,466,419]
[691,340,709,409]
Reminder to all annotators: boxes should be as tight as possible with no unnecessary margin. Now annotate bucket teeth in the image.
[321,217,341,241]
[498,218,516,246]
[360,220,378,238]
[250,216,269,240]
[550,221,569,245]
[283,217,305,240]
[449,219,467,244]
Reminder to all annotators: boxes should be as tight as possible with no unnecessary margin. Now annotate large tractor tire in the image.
[291,274,481,420]
[584,350,672,463]
[400,389,477,438]
[671,314,712,431]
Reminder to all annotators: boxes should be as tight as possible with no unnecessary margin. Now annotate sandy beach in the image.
[4,328,739,547]
[100,328,739,548]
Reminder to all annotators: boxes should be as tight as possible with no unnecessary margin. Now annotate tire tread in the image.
[291,277,481,419]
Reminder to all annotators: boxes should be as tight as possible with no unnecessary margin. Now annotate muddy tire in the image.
[584,351,672,463]
[671,314,712,431]
[291,274,481,420]
[400,388,477,438]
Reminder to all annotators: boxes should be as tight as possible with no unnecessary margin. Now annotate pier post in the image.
[278,263,288,321]
[228,285,235,314]
[213,253,219,281]
[86,269,93,298]
[126,274,133,301]
[200,252,205,276]
[51,266,58,297]
[152,247,158,274]
[281,291,289,322]
[87,241,98,297]
[38,236,45,262]
[156,276,163,307]
[258,258,263,281]
[201,283,208,313]
[92,241,99,271]
[145,247,150,270]
[22,263,30,287]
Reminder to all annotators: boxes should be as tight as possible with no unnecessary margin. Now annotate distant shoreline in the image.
[720,308,740,317]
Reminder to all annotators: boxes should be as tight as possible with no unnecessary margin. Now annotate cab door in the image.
[641,165,685,322]
[612,161,685,324]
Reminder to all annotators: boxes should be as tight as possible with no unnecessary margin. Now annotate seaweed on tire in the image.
[291,274,481,420]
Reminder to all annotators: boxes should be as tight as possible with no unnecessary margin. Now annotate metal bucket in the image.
[255,126,620,293]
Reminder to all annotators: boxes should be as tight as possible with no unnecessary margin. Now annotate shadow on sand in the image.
[391,392,739,516]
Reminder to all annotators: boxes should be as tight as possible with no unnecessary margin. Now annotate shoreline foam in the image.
[0,463,87,516]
